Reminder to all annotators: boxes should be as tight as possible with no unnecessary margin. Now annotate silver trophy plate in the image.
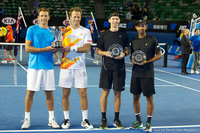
[132,50,146,63]
[48,26,64,48]
[109,43,123,57]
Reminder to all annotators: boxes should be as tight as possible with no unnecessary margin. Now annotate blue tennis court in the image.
[0,48,200,133]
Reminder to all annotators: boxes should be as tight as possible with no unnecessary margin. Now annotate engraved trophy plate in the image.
[48,26,64,48]
[132,50,147,63]
[109,43,123,57]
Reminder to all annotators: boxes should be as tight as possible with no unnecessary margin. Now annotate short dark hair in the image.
[109,12,119,19]
[69,7,82,17]
[37,7,50,16]
[195,29,199,32]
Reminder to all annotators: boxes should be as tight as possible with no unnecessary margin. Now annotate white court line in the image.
[154,68,200,82]
[125,68,200,93]
[0,125,200,133]
[124,60,200,82]
[0,85,177,88]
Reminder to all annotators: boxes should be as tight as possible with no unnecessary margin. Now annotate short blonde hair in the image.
[69,7,82,17]
[37,7,50,16]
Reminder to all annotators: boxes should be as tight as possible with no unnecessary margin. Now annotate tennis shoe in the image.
[100,119,108,129]
[144,122,152,132]
[191,70,194,74]
[113,119,124,129]
[9,60,16,64]
[130,121,143,129]
[1,60,7,64]
[61,119,70,129]
[93,60,99,65]
[54,60,61,64]
[21,118,30,129]
[81,119,93,129]
[195,71,199,74]
[48,118,60,129]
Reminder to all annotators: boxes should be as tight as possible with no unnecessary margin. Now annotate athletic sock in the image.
[135,113,141,123]
[63,111,69,120]
[147,115,152,123]
[48,111,55,120]
[101,112,107,121]
[114,112,119,120]
[82,110,88,121]
[25,112,30,120]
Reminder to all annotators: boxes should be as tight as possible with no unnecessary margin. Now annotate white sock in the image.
[82,110,88,121]
[25,112,30,120]
[49,111,55,120]
[63,111,69,120]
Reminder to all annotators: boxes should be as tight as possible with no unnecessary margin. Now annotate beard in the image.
[138,29,145,35]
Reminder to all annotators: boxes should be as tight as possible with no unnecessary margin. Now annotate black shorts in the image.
[130,77,155,96]
[99,67,125,91]
[5,45,13,51]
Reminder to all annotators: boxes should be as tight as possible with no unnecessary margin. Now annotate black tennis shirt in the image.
[97,29,129,70]
[130,35,160,77]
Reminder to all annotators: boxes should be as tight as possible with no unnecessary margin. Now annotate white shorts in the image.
[27,69,55,91]
[59,69,87,88]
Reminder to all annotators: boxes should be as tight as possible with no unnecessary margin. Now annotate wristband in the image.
[70,47,77,52]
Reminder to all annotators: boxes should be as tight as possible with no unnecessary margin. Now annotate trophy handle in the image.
[58,26,67,41]
[48,27,58,40]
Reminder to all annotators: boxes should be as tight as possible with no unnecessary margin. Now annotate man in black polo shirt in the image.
[96,12,129,129]
[129,20,161,132]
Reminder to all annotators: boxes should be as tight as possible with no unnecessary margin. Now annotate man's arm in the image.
[114,46,129,59]
[138,51,162,65]
[25,40,56,53]
[77,43,90,53]
[59,43,91,53]
[96,48,112,58]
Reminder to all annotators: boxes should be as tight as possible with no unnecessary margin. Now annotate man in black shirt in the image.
[129,20,161,132]
[96,12,129,129]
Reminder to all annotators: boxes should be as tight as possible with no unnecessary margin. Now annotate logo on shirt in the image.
[145,43,148,46]
[119,35,122,38]
[87,40,92,42]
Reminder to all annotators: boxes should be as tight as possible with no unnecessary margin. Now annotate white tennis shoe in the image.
[48,118,60,129]
[21,118,30,129]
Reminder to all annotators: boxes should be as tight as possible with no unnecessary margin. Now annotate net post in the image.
[20,44,23,61]
[163,43,168,67]
[13,59,17,86]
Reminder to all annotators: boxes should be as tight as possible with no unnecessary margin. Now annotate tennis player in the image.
[96,12,129,129]
[21,7,60,129]
[129,20,161,132]
[58,7,93,129]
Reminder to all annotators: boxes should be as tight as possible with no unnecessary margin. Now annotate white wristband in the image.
[70,47,77,52]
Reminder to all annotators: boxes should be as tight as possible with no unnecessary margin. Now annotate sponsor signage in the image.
[1,17,16,25]
[32,18,39,25]
[0,15,189,33]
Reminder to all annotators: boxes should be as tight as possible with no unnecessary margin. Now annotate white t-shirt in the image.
[61,26,92,69]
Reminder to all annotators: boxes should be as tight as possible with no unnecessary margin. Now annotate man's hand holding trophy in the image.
[48,26,69,53]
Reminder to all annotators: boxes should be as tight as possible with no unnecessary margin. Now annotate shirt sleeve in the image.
[190,36,193,42]
[26,27,34,41]
[83,29,92,45]
[130,40,134,55]
[154,37,160,53]
[97,32,104,50]
[124,32,130,47]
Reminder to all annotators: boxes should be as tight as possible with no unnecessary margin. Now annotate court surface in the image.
[0,48,200,133]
